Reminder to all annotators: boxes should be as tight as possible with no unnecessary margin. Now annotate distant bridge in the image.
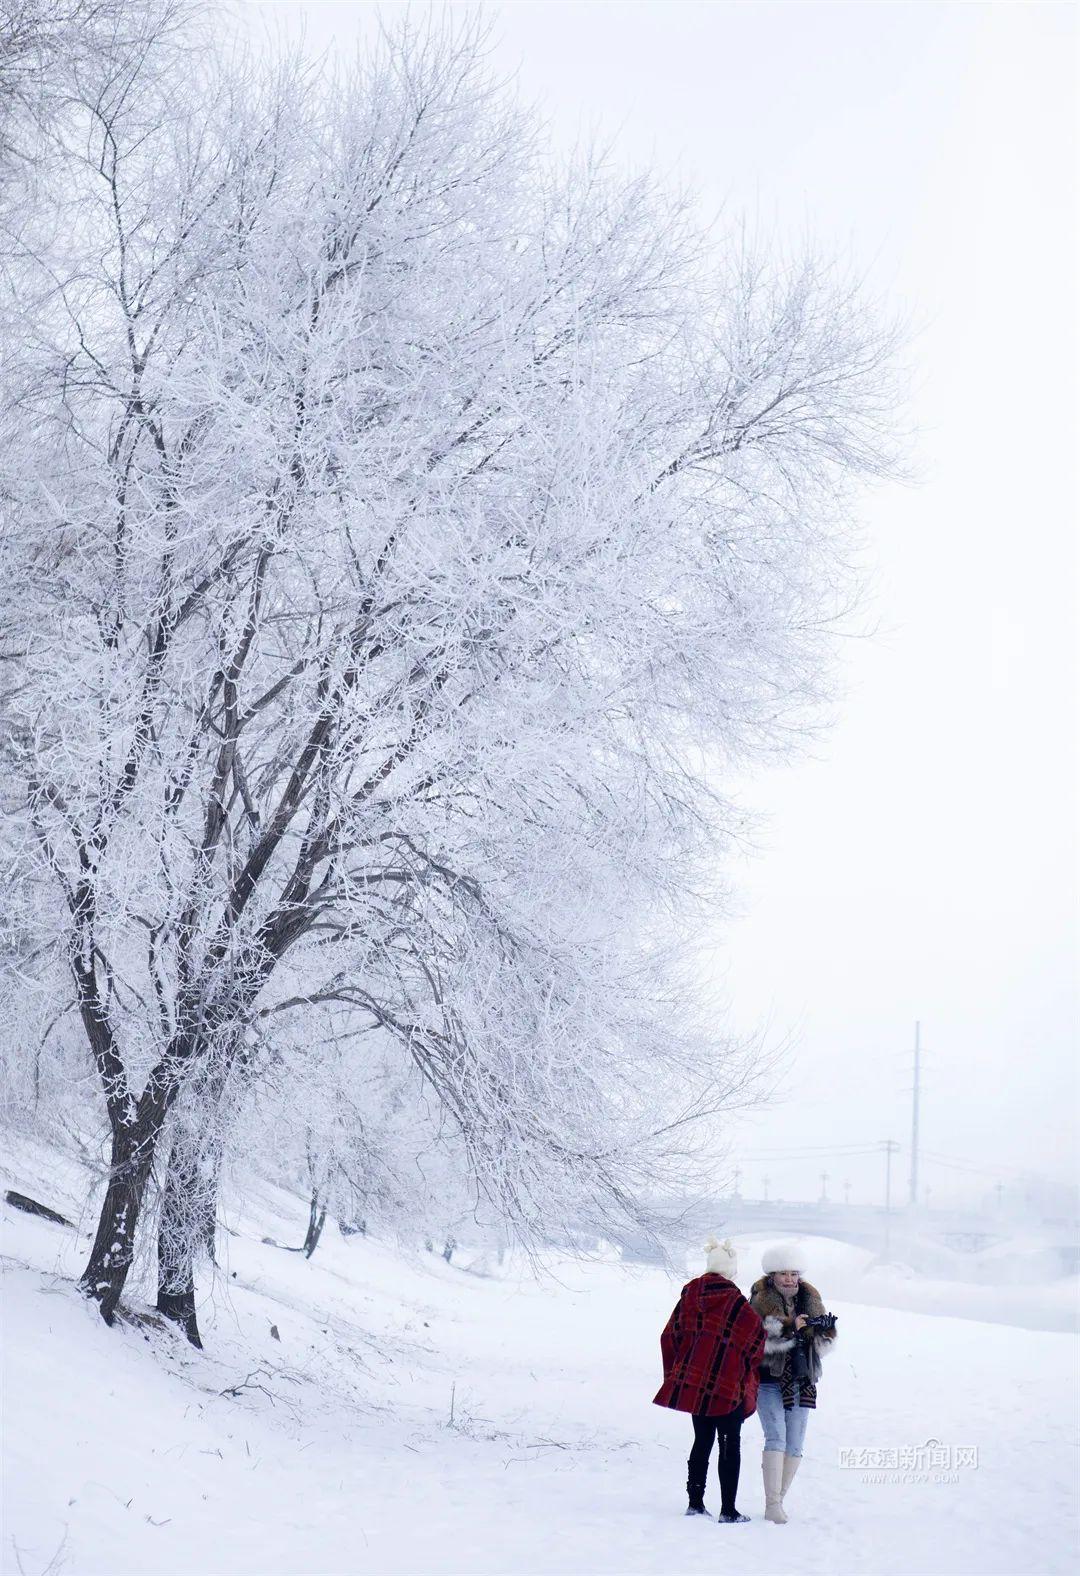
[617,1197,1079,1274]
[688,1198,1005,1254]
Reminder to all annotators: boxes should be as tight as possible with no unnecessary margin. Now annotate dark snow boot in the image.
[718,1511,751,1524]
[685,1476,709,1516]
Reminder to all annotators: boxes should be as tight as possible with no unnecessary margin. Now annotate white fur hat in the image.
[762,1242,805,1275]
[704,1236,737,1279]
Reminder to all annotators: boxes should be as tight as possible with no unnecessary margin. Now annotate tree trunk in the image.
[155,1127,215,1348]
[153,1036,243,1344]
[79,1111,165,1325]
[302,1188,327,1259]
[155,1282,202,1347]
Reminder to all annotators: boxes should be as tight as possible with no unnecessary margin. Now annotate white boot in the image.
[780,1453,801,1516]
[762,1450,787,1523]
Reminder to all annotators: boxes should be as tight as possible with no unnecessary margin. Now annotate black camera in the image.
[791,1311,838,1382]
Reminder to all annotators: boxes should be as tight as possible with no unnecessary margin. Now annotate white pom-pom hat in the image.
[703,1236,738,1279]
[761,1242,805,1275]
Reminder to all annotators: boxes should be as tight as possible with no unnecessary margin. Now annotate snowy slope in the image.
[2,1141,1078,1576]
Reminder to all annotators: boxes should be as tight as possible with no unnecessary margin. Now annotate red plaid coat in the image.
[653,1273,765,1419]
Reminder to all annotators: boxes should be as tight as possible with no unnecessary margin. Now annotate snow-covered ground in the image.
[3,1137,1078,1576]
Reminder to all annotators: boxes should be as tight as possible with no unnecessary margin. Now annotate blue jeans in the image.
[757,1381,811,1458]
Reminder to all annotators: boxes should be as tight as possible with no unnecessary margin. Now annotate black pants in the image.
[687,1406,744,1515]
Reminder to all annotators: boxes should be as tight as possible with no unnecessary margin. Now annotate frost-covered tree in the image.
[0,13,898,1341]
[0,1,198,185]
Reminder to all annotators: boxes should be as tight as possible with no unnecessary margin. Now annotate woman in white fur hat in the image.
[748,1242,837,1524]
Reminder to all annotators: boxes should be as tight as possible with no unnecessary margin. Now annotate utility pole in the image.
[843,1180,851,1206]
[733,1166,742,1198]
[909,1020,921,1206]
[882,1139,900,1260]
[762,1175,770,1203]
[819,1171,829,1203]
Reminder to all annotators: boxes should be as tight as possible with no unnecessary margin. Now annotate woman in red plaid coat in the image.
[653,1237,765,1523]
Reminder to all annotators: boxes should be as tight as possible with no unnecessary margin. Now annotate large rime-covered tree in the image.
[0,12,898,1340]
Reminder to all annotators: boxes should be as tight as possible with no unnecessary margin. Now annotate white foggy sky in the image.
[243,1,1078,1205]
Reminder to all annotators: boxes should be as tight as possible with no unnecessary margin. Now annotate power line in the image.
[738,1141,881,1152]
[738,1144,881,1160]
[739,1140,1027,1175]
[920,1149,1023,1180]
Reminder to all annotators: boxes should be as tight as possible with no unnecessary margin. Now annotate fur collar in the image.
[749,1275,836,1374]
